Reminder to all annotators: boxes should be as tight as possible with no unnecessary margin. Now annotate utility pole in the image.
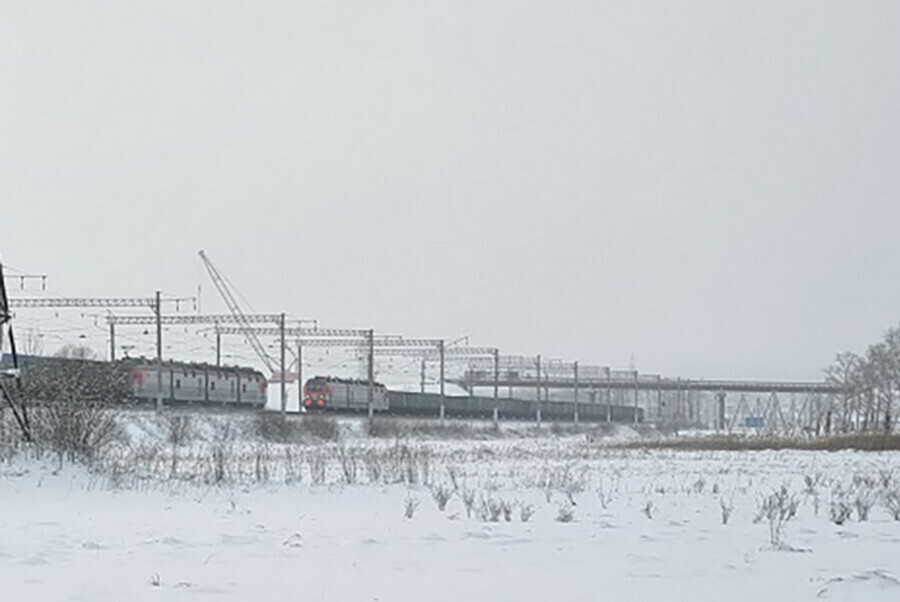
[215,325,221,367]
[420,358,426,393]
[109,321,116,361]
[633,370,639,424]
[492,348,500,428]
[573,361,579,424]
[439,339,445,425]
[535,354,542,426]
[297,339,303,412]
[605,367,612,423]
[278,313,287,415]
[367,329,375,420]
[155,290,162,409]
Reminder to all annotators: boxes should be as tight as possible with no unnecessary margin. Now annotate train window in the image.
[176,379,181,389]
[242,383,247,392]
[211,382,216,390]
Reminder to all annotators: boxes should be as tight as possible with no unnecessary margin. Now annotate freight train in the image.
[303,375,643,423]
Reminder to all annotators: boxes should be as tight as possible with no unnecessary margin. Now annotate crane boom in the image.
[198,250,276,373]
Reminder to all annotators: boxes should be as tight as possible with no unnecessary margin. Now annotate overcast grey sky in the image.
[2,1,899,381]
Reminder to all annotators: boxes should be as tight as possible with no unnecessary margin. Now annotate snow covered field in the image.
[2,415,899,601]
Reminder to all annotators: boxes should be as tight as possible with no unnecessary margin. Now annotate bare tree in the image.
[21,345,129,461]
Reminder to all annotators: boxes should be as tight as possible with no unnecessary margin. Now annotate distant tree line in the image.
[825,327,900,433]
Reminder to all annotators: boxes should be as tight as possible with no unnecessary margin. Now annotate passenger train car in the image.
[303,376,389,412]
[124,359,267,407]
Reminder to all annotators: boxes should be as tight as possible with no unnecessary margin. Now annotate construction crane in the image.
[198,250,277,375]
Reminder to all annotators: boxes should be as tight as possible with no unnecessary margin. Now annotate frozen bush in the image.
[719,497,734,525]
[556,504,575,523]
[477,496,503,522]
[337,446,358,484]
[829,488,853,525]
[300,415,339,441]
[756,485,799,547]
[430,484,454,511]
[883,489,900,521]
[854,489,876,521]
[461,488,476,518]
[404,495,419,519]
[519,503,536,523]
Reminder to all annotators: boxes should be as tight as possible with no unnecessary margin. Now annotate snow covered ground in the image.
[1,416,899,601]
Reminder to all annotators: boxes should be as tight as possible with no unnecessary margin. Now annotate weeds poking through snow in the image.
[642,500,654,519]
[404,496,419,519]
[149,574,161,587]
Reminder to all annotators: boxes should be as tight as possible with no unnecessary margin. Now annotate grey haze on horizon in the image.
[2,1,899,382]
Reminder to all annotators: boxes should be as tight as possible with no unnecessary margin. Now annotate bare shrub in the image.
[500,499,514,522]
[446,465,462,492]
[283,447,303,484]
[477,496,503,522]
[308,451,327,484]
[337,446,358,484]
[556,504,575,523]
[430,484,454,511]
[404,495,420,519]
[25,352,128,463]
[165,413,193,478]
[363,452,383,484]
[597,482,613,510]
[519,503,536,523]
[254,412,294,442]
[367,417,406,438]
[756,485,799,546]
[803,473,825,495]
[720,497,734,525]
[300,415,339,441]
[461,488,476,518]
[854,489,876,521]
[883,489,900,521]
[830,499,852,525]
[165,414,194,447]
[203,423,237,485]
[252,443,271,483]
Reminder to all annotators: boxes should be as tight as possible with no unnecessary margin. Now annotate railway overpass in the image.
[451,372,844,395]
